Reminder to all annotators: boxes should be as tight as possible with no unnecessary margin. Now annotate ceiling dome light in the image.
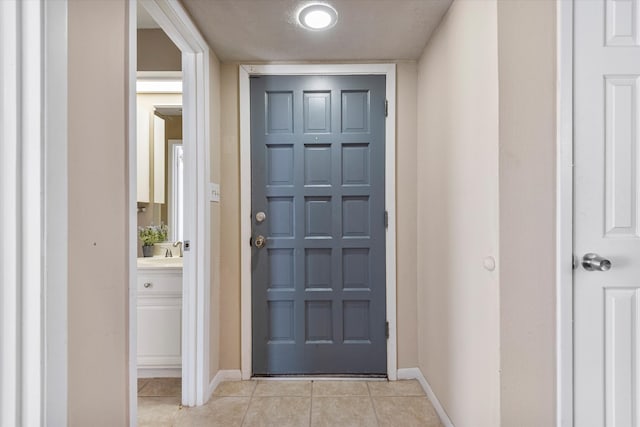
[298,3,338,31]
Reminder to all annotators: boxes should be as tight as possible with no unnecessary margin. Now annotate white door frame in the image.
[557,1,574,426]
[239,63,398,380]
[129,1,211,424]
[0,0,68,425]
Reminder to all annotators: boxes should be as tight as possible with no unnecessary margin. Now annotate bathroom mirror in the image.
[135,99,183,256]
[154,106,183,242]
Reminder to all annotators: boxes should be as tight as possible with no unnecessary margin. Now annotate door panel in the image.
[251,75,386,375]
[574,1,640,425]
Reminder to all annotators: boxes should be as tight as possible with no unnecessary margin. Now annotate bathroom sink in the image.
[137,256,183,269]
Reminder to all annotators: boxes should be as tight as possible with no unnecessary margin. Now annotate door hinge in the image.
[384,211,389,229]
[385,321,389,339]
[385,99,388,117]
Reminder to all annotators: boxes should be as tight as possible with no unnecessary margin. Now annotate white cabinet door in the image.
[137,107,167,204]
[137,269,182,370]
[137,296,181,367]
[574,1,640,425]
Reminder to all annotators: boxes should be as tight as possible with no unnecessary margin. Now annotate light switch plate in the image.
[209,183,220,202]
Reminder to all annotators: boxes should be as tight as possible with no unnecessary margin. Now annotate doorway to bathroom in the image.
[136,92,184,373]
[135,3,186,419]
[129,1,213,424]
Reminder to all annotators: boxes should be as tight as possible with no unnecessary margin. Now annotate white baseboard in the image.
[397,368,454,427]
[207,369,242,400]
[253,376,386,381]
[137,368,181,378]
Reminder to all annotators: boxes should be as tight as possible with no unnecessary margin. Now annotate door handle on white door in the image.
[582,253,612,272]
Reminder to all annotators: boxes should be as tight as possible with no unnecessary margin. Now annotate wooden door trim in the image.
[239,63,397,381]
[557,1,574,425]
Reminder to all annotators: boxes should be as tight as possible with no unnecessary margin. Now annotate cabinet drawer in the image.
[137,272,182,293]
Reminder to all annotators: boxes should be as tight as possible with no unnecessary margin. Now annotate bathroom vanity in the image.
[137,257,183,378]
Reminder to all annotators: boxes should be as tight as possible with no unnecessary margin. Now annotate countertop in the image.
[137,256,183,270]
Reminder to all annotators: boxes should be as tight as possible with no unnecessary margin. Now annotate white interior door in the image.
[574,1,640,425]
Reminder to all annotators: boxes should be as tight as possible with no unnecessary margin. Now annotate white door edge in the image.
[556,1,574,426]
[44,0,69,424]
[127,1,138,425]
[239,63,398,381]
[129,1,212,423]
[1,1,68,425]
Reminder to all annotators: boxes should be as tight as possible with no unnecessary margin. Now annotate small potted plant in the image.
[138,224,168,257]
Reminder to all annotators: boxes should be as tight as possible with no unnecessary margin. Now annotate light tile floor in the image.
[138,378,443,427]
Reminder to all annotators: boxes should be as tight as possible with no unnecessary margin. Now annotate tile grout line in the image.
[137,379,149,395]
[368,381,382,427]
[308,380,314,427]
[239,380,257,427]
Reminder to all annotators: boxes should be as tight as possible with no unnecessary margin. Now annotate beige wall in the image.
[137,29,181,72]
[395,62,419,368]
[215,62,420,370]
[68,1,128,425]
[209,51,223,380]
[415,1,501,426]
[219,63,242,369]
[497,1,556,425]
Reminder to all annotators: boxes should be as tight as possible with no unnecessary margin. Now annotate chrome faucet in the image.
[165,248,172,257]
[173,241,183,257]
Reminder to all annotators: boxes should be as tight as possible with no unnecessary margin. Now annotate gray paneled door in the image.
[251,75,386,375]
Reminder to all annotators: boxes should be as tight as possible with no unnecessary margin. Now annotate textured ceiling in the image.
[180,0,453,62]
